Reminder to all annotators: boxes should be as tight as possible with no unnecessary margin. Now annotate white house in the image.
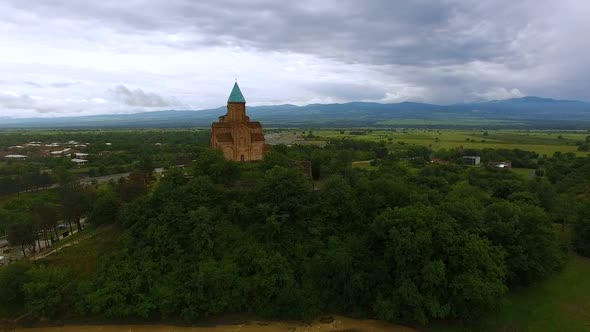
[71,158,89,166]
[4,154,28,160]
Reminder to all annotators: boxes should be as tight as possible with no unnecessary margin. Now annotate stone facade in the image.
[210,82,267,161]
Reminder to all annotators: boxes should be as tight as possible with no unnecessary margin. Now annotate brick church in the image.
[210,82,267,161]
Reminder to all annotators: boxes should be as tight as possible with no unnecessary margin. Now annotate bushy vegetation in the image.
[1,131,589,327]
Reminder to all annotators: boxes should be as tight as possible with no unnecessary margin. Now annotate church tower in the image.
[210,82,267,161]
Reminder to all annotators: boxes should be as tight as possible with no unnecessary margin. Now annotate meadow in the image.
[267,129,590,157]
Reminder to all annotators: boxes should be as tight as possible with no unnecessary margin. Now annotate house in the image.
[50,148,72,155]
[4,154,28,160]
[75,153,89,158]
[462,156,481,166]
[71,158,89,166]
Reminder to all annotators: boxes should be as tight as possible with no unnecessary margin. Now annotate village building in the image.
[71,158,89,166]
[462,156,481,166]
[4,154,28,160]
[210,82,267,162]
[50,148,71,155]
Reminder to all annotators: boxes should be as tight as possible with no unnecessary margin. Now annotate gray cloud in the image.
[24,81,42,88]
[307,82,387,102]
[0,0,559,66]
[50,82,79,88]
[0,93,36,109]
[0,0,588,117]
[110,85,171,107]
[0,92,55,113]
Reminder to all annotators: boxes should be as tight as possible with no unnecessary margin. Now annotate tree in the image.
[0,261,31,316]
[255,166,312,219]
[88,188,119,225]
[23,267,73,318]
[573,199,590,257]
[191,148,239,184]
[30,201,62,248]
[118,169,148,203]
[59,183,88,233]
[371,205,507,324]
[7,216,36,257]
[483,202,563,285]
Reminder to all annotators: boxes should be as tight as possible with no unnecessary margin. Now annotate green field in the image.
[38,224,122,277]
[430,253,590,332]
[272,129,590,157]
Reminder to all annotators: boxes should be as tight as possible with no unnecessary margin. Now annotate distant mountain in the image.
[1,97,589,129]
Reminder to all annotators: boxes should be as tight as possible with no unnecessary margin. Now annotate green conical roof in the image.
[227,82,246,103]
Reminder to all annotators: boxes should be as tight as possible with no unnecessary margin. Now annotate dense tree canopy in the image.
[1,133,588,326]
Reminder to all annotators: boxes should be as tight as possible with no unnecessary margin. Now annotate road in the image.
[18,172,132,194]
[80,172,130,185]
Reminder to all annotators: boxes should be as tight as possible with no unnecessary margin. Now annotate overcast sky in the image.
[1,0,589,118]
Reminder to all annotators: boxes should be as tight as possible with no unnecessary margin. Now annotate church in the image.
[210,82,267,161]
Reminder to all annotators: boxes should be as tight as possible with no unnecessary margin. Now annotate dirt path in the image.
[16,316,417,332]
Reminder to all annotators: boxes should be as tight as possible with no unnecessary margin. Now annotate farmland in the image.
[266,128,590,157]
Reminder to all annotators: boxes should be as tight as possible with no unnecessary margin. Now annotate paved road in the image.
[18,172,132,194]
[17,167,171,195]
[80,172,130,185]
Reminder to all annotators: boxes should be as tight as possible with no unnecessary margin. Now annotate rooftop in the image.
[227,82,246,103]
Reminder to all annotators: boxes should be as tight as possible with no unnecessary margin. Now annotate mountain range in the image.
[1,97,589,129]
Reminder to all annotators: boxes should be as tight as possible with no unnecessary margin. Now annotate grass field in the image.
[269,129,590,157]
[430,253,590,332]
[38,224,123,277]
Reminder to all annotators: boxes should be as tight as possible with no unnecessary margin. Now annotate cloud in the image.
[50,82,79,88]
[0,92,36,109]
[110,85,171,107]
[0,0,588,117]
[306,82,387,102]
[473,88,524,101]
[0,92,55,113]
[23,81,42,88]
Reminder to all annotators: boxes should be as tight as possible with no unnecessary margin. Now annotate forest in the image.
[1,131,590,328]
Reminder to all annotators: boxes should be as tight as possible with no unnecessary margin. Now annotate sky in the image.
[0,0,589,118]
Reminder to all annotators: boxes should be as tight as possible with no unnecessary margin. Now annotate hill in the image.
[1,97,589,129]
